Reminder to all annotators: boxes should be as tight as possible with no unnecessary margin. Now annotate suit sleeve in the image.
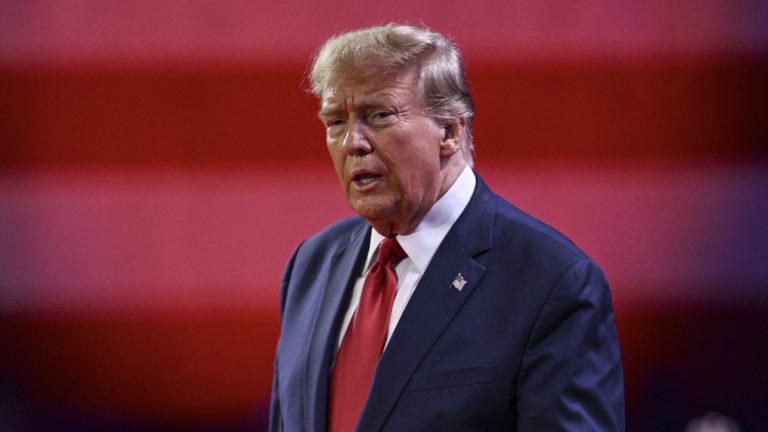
[516,258,625,431]
[269,356,283,432]
[269,242,303,432]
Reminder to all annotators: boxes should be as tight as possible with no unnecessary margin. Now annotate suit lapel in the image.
[357,177,497,431]
[304,222,370,432]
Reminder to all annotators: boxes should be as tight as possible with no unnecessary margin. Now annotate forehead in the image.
[319,69,421,113]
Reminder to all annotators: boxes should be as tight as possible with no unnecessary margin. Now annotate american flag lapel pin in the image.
[451,273,467,291]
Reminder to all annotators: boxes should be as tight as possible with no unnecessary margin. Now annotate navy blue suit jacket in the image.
[270,175,624,431]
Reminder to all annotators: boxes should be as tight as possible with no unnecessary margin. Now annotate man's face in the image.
[318,69,460,236]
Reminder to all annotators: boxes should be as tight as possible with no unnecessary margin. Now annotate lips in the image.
[354,173,381,184]
[349,169,383,189]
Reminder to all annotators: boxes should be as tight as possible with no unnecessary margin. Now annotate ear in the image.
[439,118,466,157]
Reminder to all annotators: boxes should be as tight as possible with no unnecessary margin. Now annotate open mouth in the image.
[353,173,382,185]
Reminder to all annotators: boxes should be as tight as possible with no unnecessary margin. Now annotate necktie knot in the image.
[377,237,406,268]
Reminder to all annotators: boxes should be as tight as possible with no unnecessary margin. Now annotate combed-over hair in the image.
[309,24,475,161]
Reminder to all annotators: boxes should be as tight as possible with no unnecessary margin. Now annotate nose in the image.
[342,118,373,156]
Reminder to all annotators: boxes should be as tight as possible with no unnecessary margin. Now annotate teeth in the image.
[357,176,377,185]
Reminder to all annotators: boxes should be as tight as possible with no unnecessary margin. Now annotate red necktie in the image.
[328,237,407,432]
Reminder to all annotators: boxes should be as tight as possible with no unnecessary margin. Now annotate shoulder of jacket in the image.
[490,191,589,263]
[299,215,368,252]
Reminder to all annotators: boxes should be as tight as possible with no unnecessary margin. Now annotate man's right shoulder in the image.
[298,215,369,254]
[279,216,368,308]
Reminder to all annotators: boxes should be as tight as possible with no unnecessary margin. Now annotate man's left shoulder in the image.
[488,190,587,259]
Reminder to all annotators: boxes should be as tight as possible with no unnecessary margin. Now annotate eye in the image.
[325,118,347,131]
[327,118,345,127]
[368,111,395,124]
[322,118,346,139]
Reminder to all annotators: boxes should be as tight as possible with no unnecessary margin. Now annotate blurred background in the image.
[1,0,766,430]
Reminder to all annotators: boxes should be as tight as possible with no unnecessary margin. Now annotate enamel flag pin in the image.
[451,273,467,291]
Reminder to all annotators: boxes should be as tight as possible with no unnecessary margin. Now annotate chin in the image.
[353,208,390,223]
[350,196,395,218]
[353,209,398,233]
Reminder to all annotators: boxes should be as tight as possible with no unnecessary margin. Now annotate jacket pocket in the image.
[408,365,495,391]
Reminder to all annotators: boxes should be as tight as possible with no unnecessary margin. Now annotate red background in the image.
[1,1,767,430]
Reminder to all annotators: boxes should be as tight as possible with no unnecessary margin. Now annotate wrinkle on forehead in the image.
[319,69,420,116]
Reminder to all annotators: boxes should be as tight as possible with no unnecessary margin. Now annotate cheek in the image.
[326,149,347,185]
[402,150,443,194]
[326,142,343,164]
[390,156,437,198]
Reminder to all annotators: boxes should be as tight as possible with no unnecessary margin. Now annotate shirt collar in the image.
[367,165,476,272]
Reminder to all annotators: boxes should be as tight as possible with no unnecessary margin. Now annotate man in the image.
[270,24,624,431]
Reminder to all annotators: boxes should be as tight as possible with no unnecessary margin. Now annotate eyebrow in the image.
[318,106,342,119]
[318,94,401,119]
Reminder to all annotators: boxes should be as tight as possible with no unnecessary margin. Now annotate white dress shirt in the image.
[335,165,476,350]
